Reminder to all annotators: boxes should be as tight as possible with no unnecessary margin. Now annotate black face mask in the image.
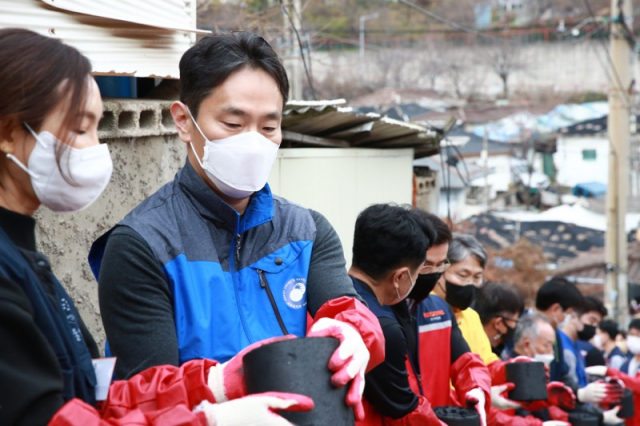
[499,321,516,345]
[445,280,476,310]
[577,324,596,341]
[408,272,443,304]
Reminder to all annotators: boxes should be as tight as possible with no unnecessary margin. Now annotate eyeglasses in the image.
[421,259,451,274]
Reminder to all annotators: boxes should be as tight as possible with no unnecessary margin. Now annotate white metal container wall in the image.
[268,148,415,267]
[0,0,204,78]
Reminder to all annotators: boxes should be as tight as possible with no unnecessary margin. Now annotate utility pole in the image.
[283,0,302,100]
[359,13,379,80]
[605,0,632,326]
[483,127,489,211]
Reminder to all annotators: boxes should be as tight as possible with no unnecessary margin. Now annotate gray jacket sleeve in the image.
[306,210,363,316]
[98,226,179,379]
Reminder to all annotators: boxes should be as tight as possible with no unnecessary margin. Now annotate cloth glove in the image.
[307,317,370,421]
[577,381,623,405]
[585,365,607,377]
[194,392,314,426]
[602,406,624,425]
[491,383,522,410]
[208,335,297,403]
[542,422,570,426]
[466,387,488,426]
[547,381,576,411]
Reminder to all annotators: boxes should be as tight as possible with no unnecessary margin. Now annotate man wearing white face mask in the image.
[534,277,585,384]
[90,32,384,423]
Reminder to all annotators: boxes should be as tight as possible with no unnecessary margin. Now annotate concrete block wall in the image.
[98,99,177,139]
[35,100,186,352]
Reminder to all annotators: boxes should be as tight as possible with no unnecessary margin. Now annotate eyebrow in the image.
[221,106,281,120]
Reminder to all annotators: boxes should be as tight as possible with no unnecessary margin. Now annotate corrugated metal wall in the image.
[0,0,207,78]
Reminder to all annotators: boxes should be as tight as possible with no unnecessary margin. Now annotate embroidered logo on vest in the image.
[283,278,307,309]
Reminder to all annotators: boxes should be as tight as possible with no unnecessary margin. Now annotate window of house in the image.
[582,149,597,161]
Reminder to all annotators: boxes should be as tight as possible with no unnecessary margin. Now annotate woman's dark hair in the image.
[475,282,525,325]
[179,32,289,118]
[0,28,91,146]
[352,204,434,281]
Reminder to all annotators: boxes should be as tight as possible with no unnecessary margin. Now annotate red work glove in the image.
[193,392,314,426]
[548,405,570,422]
[307,317,370,421]
[577,380,624,405]
[208,335,297,403]
[547,382,576,411]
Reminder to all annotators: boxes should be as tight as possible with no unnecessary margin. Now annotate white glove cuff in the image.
[208,363,228,403]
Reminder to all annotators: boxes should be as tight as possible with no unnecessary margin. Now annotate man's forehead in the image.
[426,244,448,263]
[217,104,282,118]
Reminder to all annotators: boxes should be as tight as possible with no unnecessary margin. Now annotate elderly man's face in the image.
[531,320,556,355]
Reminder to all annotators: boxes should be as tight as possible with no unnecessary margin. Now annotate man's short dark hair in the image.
[578,296,608,317]
[629,318,640,333]
[475,282,525,325]
[414,210,452,246]
[179,32,289,118]
[352,204,435,280]
[598,319,619,340]
[535,276,584,311]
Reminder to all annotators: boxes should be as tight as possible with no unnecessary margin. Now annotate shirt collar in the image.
[177,160,274,233]
[0,206,36,251]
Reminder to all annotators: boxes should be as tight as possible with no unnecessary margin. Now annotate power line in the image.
[581,0,632,108]
[280,1,316,100]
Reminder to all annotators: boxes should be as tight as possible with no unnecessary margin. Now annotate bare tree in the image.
[485,39,525,99]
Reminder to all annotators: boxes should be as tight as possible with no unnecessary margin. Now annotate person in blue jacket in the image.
[90,32,384,421]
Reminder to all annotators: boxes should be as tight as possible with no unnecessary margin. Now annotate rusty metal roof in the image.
[0,0,209,79]
[282,100,440,157]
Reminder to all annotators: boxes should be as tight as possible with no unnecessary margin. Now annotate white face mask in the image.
[528,342,555,367]
[627,336,640,355]
[6,124,113,212]
[187,109,279,199]
[593,333,604,350]
[534,353,555,367]
[394,270,416,304]
[558,312,573,329]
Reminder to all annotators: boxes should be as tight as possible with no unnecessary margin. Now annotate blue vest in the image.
[550,329,570,382]
[90,162,315,364]
[0,228,96,404]
[558,330,587,387]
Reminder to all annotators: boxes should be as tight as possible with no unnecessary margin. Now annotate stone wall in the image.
[35,100,185,353]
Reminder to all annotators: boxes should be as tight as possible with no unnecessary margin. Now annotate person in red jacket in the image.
[349,204,449,425]
[409,213,493,426]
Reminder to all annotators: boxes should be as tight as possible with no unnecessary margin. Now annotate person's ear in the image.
[0,117,19,153]
[170,101,192,144]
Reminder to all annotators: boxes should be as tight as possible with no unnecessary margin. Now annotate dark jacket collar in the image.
[0,206,36,251]
[177,160,274,234]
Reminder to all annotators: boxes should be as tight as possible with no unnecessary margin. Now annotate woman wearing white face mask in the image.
[0,27,112,425]
[0,29,314,426]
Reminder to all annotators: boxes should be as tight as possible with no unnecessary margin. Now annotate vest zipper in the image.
[235,234,241,265]
[257,269,289,335]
